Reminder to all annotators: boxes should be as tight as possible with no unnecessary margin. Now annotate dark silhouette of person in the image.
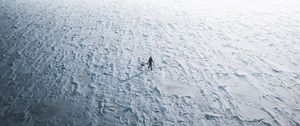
[148,56,154,70]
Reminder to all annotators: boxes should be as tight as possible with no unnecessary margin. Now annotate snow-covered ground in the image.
[1,0,300,125]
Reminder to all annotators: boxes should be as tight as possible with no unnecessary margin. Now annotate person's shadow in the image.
[104,64,174,83]
[120,67,149,83]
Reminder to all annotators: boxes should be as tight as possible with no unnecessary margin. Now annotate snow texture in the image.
[1,0,300,125]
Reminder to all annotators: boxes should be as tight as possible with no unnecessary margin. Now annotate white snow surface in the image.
[1,0,300,125]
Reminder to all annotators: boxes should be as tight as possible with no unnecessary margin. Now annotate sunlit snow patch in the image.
[155,79,198,98]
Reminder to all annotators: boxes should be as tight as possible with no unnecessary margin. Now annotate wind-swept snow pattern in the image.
[1,0,300,125]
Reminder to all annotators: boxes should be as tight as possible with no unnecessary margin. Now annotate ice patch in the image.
[29,103,59,121]
[155,79,198,98]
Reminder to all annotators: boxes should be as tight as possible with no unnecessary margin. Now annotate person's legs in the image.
[148,64,152,70]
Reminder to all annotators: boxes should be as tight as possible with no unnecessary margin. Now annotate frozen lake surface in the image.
[0,0,300,125]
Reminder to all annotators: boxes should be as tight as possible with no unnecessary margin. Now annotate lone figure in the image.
[148,56,154,70]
